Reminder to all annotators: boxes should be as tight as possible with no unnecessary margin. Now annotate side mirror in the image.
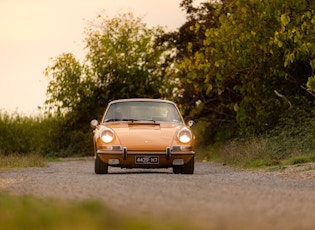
[188,120,194,127]
[90,119,99,129]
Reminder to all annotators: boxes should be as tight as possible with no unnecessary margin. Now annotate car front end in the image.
[91,99,195,174]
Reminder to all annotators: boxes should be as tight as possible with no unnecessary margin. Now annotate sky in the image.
[0,0,202,115]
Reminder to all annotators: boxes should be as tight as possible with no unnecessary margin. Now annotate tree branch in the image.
[300,85,315,98]
[274,90,293,110]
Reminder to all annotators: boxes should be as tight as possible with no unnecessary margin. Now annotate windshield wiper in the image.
[140,119,156,123]
[121,119,139,122]
[128,119,157,123]
[105,118,157,123]
[104,119,122,122]
[104,118,140,122]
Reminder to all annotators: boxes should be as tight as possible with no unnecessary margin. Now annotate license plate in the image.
[135,156,159,164]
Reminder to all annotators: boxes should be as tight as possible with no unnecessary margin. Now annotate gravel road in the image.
[1,158,315,230]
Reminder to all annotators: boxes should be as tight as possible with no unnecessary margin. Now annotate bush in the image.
[205,105,315,168]
[0,111,93,157]
[0,111,41,155]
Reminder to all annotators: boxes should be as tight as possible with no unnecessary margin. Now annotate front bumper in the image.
[96,145,194,168]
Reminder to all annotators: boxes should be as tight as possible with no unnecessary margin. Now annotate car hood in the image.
[104,122,183,151]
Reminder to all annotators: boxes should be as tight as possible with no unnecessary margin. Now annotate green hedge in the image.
[0,111,93,157]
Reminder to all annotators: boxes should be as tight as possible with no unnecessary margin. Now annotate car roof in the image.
[108,98,176,105]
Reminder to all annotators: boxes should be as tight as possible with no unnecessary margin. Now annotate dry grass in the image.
[217,138,274,167]
[210,137,315,169]
[0,153,47,168]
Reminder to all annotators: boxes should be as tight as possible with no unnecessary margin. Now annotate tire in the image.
[95,155,108,174]
[172,157,194,174]
[173,165,181,174]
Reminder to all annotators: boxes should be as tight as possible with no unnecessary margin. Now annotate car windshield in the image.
[103,101,183,123]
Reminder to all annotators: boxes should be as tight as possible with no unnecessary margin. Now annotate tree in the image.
[44,53,87,122]
[44,12,171,126]
[84,12,170,103]
[168,0,315,142]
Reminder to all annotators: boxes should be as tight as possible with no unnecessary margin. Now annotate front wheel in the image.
[95,154,108,174]
[172,157,194,174]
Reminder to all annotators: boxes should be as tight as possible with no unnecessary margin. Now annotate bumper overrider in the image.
[96,145,195,168]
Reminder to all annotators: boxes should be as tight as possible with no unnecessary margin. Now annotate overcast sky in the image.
[0,0,202,115]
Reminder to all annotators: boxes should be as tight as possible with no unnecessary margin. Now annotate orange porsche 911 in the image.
[90,98,195,174]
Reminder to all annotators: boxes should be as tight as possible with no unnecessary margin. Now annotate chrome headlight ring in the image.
[177,128,192,144]
[100,128,115,143]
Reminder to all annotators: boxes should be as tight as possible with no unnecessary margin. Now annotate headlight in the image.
[100,128,115,143]
[177,128,192,143]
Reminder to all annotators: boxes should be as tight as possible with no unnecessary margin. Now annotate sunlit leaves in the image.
[174,0,315,138]
[44,12,170,125]
[84,12,168,101]
[306,76,315,92]
[44,53,85,117]
[280,14,290,27]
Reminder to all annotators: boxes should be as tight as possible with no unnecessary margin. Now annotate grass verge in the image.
[202,137,315,169]
[0,153,47,168]
[0,193,189,230]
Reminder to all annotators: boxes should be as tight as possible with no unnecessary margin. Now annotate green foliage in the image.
[0,111,92,157]
[285,155,312,165]
[307,76,315,92]
[0,194,192,230]
[44,53,87,123]
[33,2,315,157]
[44,12,171,127]
[214,138,276,168]
[265,105,315,158]
[211,106,315,168]
[41,13,174,156]
[171,0,315,143]
[85,11,169,99]
[0,111,45,155]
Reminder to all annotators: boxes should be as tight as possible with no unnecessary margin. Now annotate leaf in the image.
[277,40,283,48]
[280,14,290,27]
[206,84,213,95]
[306,76,315,92]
